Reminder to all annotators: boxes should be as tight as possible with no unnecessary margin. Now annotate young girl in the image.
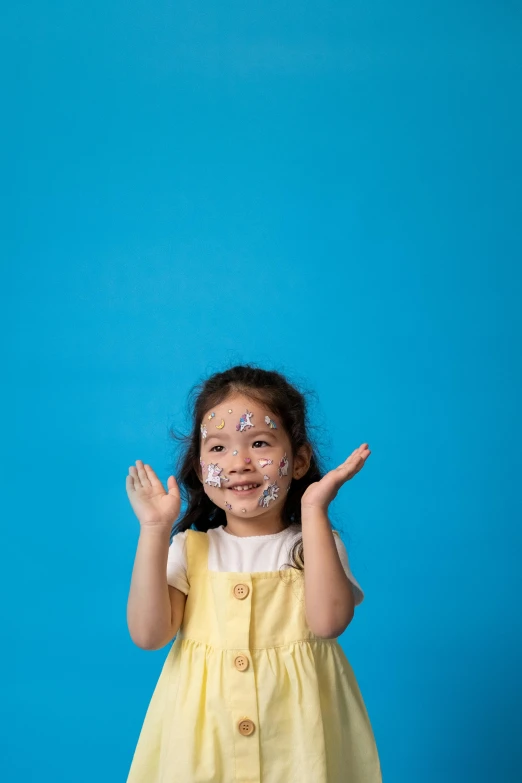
[125,365,382,783]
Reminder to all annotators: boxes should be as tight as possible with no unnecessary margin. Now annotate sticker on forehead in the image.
[258,482,280,508]
[236,410,254,432]
[200,424,208,439]
[207,412,216,420]
[258,458,273,468]
[216,419,225,429]
[278,453,289,477]
[264,415,277,429]
[205,463,227,488]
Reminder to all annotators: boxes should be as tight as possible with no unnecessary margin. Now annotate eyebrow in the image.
[204,429,277,444]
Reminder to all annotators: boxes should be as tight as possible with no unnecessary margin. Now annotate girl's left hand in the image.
[301,443,371,510]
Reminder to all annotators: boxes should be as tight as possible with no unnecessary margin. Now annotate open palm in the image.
[301,443,371,510]
[126,460,181,529]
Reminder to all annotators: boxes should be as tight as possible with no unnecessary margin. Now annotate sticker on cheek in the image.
[264,415,277,429]
[258,482,280,508]
[200,458,205,471]
[225,501,232,510]
[200,424,208,439]
[263,474,270,481]
[205,463,226,488]
[258,458,273,468]
[236,410,254,432]
[278,453,289,477]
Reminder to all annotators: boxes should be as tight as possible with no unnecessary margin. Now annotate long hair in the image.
[169,364,327,571]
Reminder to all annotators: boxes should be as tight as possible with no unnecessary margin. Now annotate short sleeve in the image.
[166,530,190,595]
[332,531,365,606]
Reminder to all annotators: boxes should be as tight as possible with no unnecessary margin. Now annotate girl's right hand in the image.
[126,460,181,530]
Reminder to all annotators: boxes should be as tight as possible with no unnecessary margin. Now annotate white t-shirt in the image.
[166,523,364,606]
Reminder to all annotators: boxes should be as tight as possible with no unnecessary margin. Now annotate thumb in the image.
[167,475,179,494]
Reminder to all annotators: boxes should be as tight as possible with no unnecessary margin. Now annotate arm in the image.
[127,526,186,650]
[302,508,354,638]
[125,461,185,650]
[300,443,371,639]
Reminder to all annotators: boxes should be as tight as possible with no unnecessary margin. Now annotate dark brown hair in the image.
[168,364,328,571]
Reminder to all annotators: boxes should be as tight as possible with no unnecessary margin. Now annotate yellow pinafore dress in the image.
[126,529,382,783]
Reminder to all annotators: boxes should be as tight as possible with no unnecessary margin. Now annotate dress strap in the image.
[185,529,209,584]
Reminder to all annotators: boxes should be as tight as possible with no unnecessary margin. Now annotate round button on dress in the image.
[126,529,382,783]
[234,655,249,671]
[238,719,255,736]
[233,583,249,599]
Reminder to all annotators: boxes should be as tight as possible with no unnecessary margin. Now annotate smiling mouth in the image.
[228,484,261,494]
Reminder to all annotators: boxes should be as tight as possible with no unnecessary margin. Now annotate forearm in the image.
[301,507,355,638]
[127,526,173,649]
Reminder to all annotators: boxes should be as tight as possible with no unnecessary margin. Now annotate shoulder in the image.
[169,528,189,552]
[167,530,190,594]
[170,527,210,544]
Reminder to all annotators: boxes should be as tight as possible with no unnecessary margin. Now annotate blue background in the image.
[2,1,521,781]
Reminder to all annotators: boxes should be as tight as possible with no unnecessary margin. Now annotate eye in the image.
[210,445,224,452]
[253,440,269,448]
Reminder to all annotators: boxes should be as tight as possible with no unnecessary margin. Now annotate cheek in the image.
[276,452,290,479]
[261,454,292,494]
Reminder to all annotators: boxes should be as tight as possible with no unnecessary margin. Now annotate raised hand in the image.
[301,443,371,511]
[126,460,181,529]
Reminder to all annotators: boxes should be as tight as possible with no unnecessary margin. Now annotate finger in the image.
[143,463,164,490]
[130,463,148,488]
[126,474,136,492]
[167,475,181,496]
[135,460,151,487]
[342,446,370,466]
[336,455,364,475]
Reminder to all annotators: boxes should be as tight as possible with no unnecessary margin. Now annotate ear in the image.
[292,443,312,480]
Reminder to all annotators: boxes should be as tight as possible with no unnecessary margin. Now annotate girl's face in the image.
[198,393,305,521]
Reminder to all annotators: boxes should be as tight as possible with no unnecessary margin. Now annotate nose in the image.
[228,451,254,473]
